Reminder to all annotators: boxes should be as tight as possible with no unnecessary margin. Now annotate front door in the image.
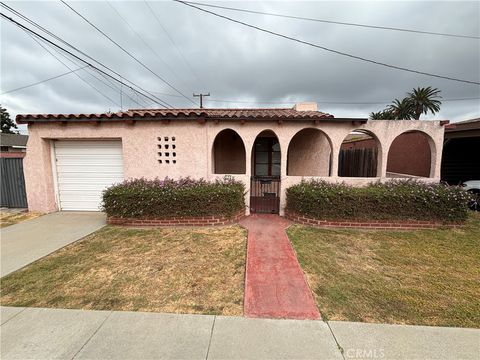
[250,136,281,214]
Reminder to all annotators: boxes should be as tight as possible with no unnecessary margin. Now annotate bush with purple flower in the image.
[102,176,245,219]
[286,179,471,223]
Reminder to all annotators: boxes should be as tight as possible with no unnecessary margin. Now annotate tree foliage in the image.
[369,87,442,120]
[1,105,18,134]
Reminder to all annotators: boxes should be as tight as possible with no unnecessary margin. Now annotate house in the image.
[441,118,480,185]
[16,103,447,215]
[0,133,28,158]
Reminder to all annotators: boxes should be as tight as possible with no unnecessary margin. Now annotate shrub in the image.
[102,177,245,219]
[286,179,472,223]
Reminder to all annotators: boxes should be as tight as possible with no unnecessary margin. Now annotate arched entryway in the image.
[387,131,433,178]
[287,128,332,176]
[212,129,246,174]
[250,130,281,214]
[338,130,381,177]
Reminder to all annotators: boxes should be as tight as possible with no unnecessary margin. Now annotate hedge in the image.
[102,177,245,219]
[286,179,472,223]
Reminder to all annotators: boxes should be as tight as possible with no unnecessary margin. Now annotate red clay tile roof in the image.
[16,108,335,123]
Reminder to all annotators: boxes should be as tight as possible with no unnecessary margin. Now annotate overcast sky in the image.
[1,0,479,133]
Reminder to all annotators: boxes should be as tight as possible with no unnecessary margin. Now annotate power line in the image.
[0,11,171,108]
[1,65,88,95]
[61,0,196,105]
[204,97,480,105]
[143,1,202,83]
[0,4,172,107]
[185,1,480,40]
[32,32,147,109]
[25,31,122,107]
[106,1,190,90]
[148,90,480,104]
[175,0,480,86]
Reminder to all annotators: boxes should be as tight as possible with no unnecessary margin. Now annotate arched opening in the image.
[287,128,332,176]
[212,129,246,174]
[250,130,281,214]
[251,130,281,177]
[387,131,433,178]
[338,130,380,177]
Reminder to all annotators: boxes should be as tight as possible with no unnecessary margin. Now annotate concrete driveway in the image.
[1,212,106,277]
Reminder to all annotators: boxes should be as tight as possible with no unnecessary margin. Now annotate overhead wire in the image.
[1,65,88,95]
[174,0,480,86]
[61,0,196,104]
[184,1,480,40]
[1,2,173,107]
[106,1,191,90]
[143,0,202,83]
[0,8,172,108]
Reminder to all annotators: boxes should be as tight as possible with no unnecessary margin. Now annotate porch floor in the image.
[240,214,320,320]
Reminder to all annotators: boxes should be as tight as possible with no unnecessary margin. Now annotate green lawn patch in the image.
[1,225,247,316]
[288,213,480,328]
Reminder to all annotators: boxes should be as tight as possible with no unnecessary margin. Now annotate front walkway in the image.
[1,212,106,277]
[1,306,478,359]
[239,214,320,319]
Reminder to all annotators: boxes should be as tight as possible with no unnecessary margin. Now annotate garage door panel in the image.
[54,140,124,211]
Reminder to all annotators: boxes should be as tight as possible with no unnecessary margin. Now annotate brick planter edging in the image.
[285,212,461,230]
[107,209,246,227]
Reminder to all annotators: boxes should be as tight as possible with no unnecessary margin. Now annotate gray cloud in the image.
[1,0,479,134]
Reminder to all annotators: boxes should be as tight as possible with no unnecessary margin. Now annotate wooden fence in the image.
[338,148,378,177]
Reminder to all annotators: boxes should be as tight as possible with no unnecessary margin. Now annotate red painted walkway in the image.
[240,214,320,320]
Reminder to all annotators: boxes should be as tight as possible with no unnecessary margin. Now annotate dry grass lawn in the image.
[288,213,480,328]
[1,225,247,316]
[0,211,42,228]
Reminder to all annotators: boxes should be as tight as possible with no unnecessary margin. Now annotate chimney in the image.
[293,102,317,111]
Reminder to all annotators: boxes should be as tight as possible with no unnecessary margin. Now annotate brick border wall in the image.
[107,209,246,227]
[285,212,461,230]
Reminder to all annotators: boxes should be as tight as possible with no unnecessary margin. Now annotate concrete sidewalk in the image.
[1,307,478,360]
[1,212,106,277]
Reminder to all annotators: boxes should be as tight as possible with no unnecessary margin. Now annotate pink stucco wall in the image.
[24,119,446,214]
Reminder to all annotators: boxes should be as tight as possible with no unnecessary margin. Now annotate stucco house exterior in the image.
[16,102,447,215]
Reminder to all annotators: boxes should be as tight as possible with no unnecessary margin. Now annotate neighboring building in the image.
[0,133,29,208]
[441,118,480,185]
[16,103,447,214]
[0,133,28,158]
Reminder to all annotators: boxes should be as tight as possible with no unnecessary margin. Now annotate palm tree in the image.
[407,87,442,120]
[388,98,414,120]
[369,109,394,120]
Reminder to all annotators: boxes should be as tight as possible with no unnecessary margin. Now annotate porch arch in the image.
[338,130,382,177]
[212,129,246,174]
[250,130,281,177]
[387,130,434,178]
[287,128,333,176]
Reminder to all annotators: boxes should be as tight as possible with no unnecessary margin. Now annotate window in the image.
[254,137,280,176]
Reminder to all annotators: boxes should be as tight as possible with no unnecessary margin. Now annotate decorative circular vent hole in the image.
[173,160,176,164]
[173,152,176,157]
[158,160,162,164]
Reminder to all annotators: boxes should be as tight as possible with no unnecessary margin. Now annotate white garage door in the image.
[54,140,124,211]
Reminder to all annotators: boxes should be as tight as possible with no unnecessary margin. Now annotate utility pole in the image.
[193,93,210,108]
